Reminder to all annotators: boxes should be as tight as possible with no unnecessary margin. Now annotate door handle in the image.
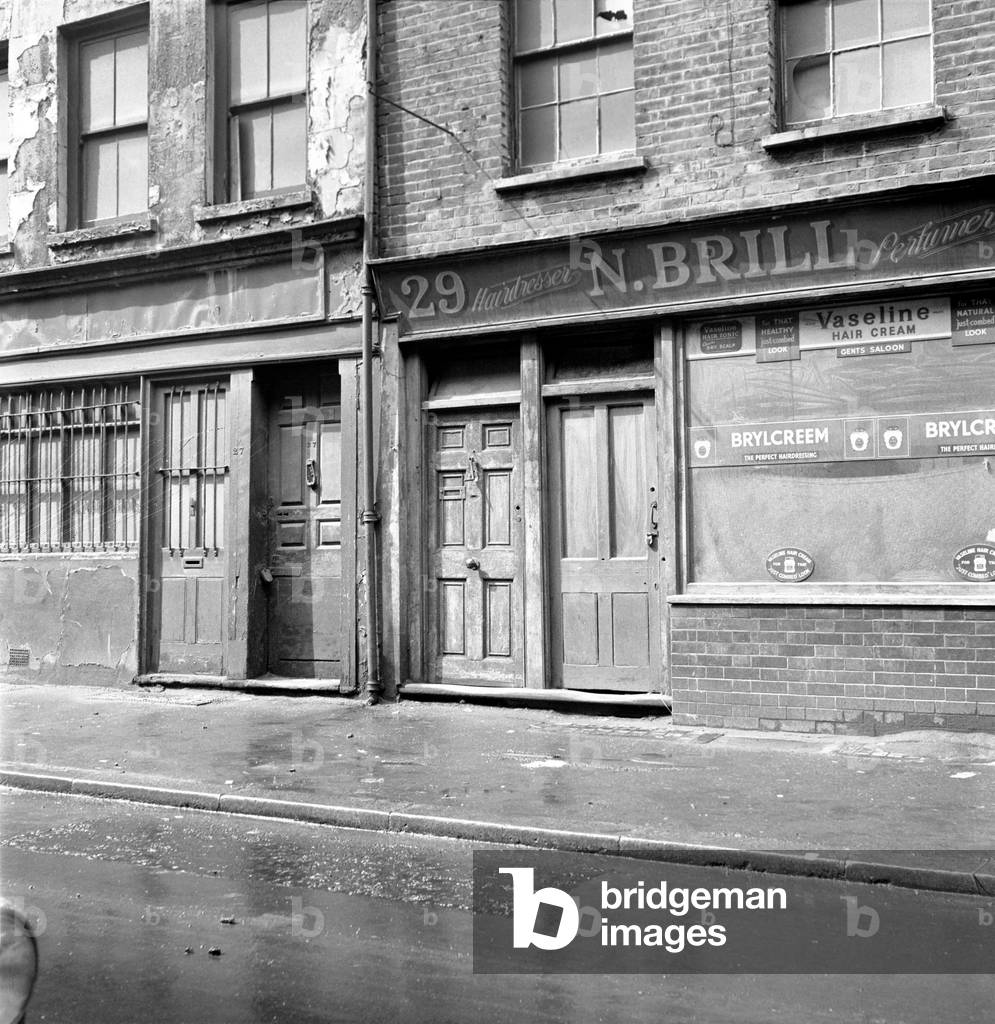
[465,557,480,571]
[305,458,318,490]
[645,499,659,546]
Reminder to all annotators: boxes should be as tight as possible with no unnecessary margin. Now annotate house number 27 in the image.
[400,272,467,318]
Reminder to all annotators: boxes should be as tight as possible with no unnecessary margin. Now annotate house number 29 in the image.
[400,272,467,318]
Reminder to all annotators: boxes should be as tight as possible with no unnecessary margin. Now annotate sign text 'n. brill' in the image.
[374,185,995,336]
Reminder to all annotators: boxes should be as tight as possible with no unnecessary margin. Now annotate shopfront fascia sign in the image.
[689,409,995,468]
[372,186,995,337]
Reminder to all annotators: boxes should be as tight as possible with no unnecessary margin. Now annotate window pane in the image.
[520,104,556,166]
[784,54,830,123]
[560,97,598,159]
[233,107,273,197]
[835,46,879,114]
[114,31,148,125]
[269,0,306,96]
[782,0,829,57]
[519,58,556,107]
[230,0,268,105]
[555,0,591,44]
[600,89,634,153]
[882,0,931,39]
[833,0,879,49]
[116,130,148,215]
[599,38,633,93]
[595,0,633,37]
[517,0,553,50]
[687,330,995,584]
[80,37,116,132]
[883,37,932,108]
[81,136,118,223]
[559,50,597,100]
[0,166,7,240]
[271,101,305,189]
[0,74,9,157]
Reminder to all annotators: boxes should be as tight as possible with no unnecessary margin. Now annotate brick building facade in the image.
[371,0,995,733]
[2,0,994,736]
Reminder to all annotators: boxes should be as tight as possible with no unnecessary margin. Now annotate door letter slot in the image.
[183,555,204,569]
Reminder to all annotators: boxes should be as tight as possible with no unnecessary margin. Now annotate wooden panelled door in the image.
[427,410,524,685]
[153,382,229,675]
[548,396,661,691]
[265,371,344,678]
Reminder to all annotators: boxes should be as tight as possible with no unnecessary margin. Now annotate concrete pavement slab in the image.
[1,681,993,893]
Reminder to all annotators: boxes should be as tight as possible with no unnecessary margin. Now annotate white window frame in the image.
[513,0,635,170]
[779,0,933,128]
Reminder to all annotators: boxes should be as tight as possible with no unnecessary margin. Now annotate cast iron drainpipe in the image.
[361,0,381,704]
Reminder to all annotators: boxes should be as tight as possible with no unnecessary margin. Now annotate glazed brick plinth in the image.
[669,604,995,735]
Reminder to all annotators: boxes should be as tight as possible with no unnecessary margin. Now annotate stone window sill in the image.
[762,104,950,151]
[494,155,648,194]
[49,213,157,249]
[194,189,314,223]
[671,584,993,607]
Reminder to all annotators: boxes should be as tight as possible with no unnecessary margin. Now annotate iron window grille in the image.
[780,0,933,127]
[514,0,635,170]
[0,385,141,553]
[214,0,308,203]
[70,22,149,226]
[157,383,228,556]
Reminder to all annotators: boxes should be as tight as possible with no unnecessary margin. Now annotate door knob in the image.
[465,557,480,570]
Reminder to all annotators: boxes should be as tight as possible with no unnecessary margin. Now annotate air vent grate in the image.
[7,648,29,668]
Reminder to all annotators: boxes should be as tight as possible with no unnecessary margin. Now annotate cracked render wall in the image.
[0,0,368,685]
[0,0,366,268]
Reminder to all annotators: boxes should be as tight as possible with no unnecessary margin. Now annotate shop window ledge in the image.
[194,189,314,224]
[670,587,995,607]
[49,213,158,249]
[762,104,951,151]
[494,155,648,194]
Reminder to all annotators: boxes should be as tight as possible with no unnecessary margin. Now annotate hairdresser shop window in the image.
[684,295,995,586]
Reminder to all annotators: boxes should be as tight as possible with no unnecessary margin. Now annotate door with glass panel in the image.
[547,396,661,691]
[151,382,229,675]
[427,410,524,685]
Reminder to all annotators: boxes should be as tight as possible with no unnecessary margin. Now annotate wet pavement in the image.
[1,682,994,878]
[3,788,994,1024]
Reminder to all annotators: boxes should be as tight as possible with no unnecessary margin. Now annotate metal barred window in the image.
[158,382,228,555]
[0,384,141,553]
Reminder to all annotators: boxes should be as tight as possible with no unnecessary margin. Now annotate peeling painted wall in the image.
[0,556,139,686]
[0,0,366,269]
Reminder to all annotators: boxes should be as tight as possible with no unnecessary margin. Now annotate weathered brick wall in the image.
[378,0,995,258]
[670,605,995,735]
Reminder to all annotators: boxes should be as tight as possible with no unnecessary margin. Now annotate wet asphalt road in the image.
[1,788,992,1024]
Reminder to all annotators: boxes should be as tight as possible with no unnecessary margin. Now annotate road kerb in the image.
[389,812,621,854]
[218,794,390,831]
[1,770,988,896]
[70,778,221,811]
